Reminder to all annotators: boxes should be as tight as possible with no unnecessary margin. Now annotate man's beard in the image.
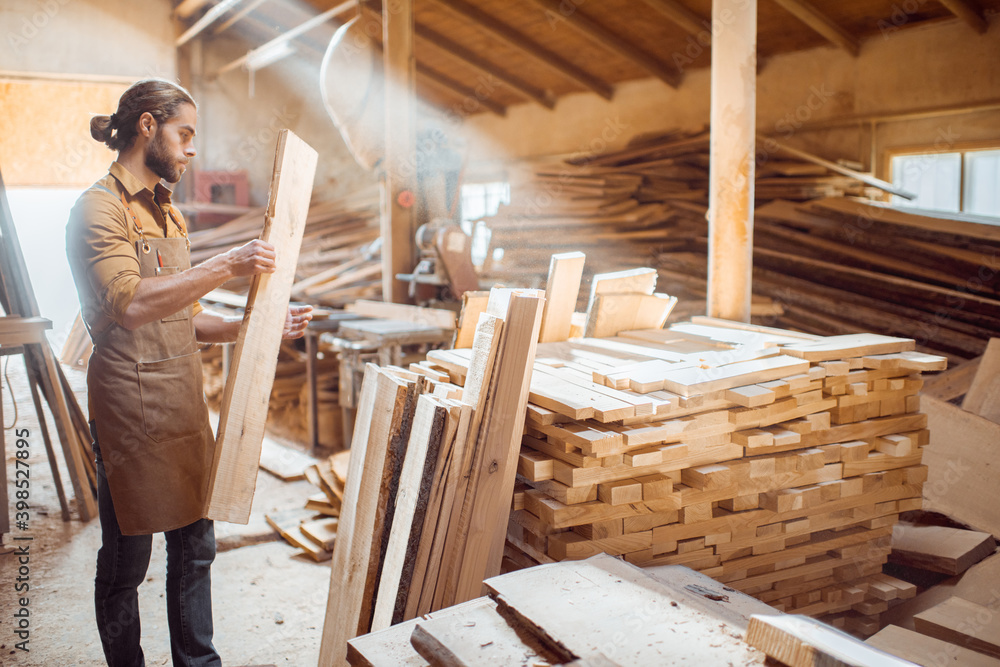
[145,131,184,184]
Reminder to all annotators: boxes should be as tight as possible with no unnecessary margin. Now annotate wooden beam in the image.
[428,0,613,99]
[939,0,989,33]
[639,0,708,37]
[205,130,318,523]
[214,1,356,76]
[771,0,860,56]
[381,0,418,304]
[413,25,555,109]
[173,0,213,19]
[527,0,682,88]
[707,0,756,322]
[416,64,508,117]
[538,251,586,343]
[213,0,269,35]
[177,0,245,45]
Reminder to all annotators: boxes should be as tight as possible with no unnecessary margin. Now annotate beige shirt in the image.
[66,161,202,339]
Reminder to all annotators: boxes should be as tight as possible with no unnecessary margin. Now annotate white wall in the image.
[0,0,177,79]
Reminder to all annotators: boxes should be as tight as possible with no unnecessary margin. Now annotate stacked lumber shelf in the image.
[423,316,947,638]
[478,130,1000,361]
[318,287,544,667]
[188,188,382,308]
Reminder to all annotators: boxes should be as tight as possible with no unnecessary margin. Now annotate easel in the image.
[0,167,97,533]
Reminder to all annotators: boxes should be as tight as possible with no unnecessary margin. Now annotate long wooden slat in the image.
[205,130,317,523]
[638,0,709,36]
[451,290,545,603]
[538,251,586,343]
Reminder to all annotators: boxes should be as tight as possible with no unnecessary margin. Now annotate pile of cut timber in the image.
[480,130,1000,361]
[425,318,947,637]
[318,287,545,667]
[264,449,350,562]
[188,189,382,308]
[348,553,778,666]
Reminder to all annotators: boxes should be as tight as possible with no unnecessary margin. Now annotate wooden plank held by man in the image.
[205,129,318,523]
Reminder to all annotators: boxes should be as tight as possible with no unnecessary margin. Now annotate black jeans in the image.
[92,422,221,667]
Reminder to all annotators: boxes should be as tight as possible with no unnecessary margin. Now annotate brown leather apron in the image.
[88,236,215,536]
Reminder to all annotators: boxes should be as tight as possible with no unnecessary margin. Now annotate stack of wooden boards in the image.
[348,553,781,666]
[188,187,382,308]
[264,449,350,562]
[477,129,1000,362]
[423,317,948,637]
[318,287,545,667]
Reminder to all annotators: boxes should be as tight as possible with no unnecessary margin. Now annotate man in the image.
[66,78,311,667]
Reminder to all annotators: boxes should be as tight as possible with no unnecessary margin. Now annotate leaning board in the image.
[206,129,318,523]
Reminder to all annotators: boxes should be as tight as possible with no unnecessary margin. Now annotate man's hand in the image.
[282,304,313,339]
[224,239,277,277]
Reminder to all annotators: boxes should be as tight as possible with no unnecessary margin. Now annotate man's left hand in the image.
[282,304,313,339]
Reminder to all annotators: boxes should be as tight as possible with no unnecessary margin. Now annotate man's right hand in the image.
[224,239,277,277]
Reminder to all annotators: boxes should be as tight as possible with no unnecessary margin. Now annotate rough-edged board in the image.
[206,129,318,523]
[780,334,915,362]
[319,367,409,667]
[921,396,1000,537]
[746,614,919,667]
[485,554,766,665]
[889,523,996,576]
[539,251,586,343]
[962,338,1000,424]
[867,625,1000,667]
[371,394,448,631]
[914,597,1000,659]
[409,596,568,666]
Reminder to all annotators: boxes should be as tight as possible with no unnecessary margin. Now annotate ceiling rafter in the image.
[938,0,989,32]
[416,65,508,117]
[362,2,555,109]
[770,0,860,56]
[526,0,683,88]
[427,0,613,100]
[638,0,709,37]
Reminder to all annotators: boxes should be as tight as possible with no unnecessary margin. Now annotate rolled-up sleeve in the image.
[67,191,141,327]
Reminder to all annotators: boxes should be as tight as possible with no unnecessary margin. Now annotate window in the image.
[460,181,510,267]
[890,148,1000,220]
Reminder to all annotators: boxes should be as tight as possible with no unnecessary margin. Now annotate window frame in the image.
[886,140,1000,217]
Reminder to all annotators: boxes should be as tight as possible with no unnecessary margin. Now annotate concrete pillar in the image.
[707,0,757,322]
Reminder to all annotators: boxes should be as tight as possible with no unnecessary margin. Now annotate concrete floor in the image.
[1,356,332,666]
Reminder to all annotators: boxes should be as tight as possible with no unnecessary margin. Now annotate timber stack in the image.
[480,129,1000,363]
[421,261,947,638]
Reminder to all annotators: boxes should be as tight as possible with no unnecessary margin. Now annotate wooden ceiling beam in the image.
[416,65,508,117]
[174,0,214,19]
[177,0,245,46]
[770,0,860,56]
[213,0,270,35]
[938,0,988,33]
[638,0,708,37]
[427,0,613,100]
[364,1,555,109]
[527,0,682,88]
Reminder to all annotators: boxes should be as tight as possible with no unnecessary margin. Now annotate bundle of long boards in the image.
[188,187,382,308]
[424,313,948,637]
[479,128,1000,362]
[318,287,546,667]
